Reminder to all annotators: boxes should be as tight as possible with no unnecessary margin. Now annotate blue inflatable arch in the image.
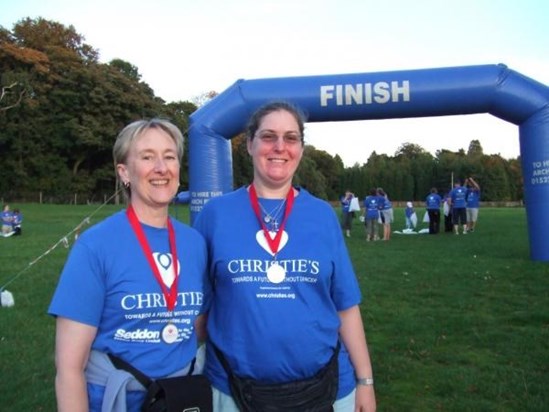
[188,64,549,261]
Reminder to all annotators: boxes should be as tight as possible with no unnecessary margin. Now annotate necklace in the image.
[258,198,286,231]
[249,184,295,284]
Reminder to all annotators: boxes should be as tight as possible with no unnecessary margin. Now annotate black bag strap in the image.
[108,353,196,389]
[209,340,234,377]
[108,353,153,388]
[108,354,198,387]
[108,354,202,412]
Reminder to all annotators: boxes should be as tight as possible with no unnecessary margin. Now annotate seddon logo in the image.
[183,408,200,412]
[114,328,160,342]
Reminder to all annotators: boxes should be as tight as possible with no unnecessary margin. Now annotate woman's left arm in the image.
[339,305,376,412]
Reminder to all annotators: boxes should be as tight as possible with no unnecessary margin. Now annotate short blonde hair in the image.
[113,119,184,198]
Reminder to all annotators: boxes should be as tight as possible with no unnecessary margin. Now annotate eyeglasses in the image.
[255,131,303,146]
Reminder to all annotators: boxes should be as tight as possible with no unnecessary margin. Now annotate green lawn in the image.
[0,204,547,411]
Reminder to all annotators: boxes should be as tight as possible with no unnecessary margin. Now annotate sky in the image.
[2,0,549,166]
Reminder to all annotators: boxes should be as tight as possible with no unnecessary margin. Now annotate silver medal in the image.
[161,322,179,344]
[266,262,286,284]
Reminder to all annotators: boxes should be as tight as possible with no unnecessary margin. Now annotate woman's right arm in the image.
[54,317,97,412]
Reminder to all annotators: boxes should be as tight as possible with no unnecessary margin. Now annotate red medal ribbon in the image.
[126,205,179,311]
[249,184,295,256]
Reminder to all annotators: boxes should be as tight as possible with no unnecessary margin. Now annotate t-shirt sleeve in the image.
[328,208,362,310]
[48,239,106,327]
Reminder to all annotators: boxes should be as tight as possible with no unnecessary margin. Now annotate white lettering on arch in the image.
[320,80,410,107]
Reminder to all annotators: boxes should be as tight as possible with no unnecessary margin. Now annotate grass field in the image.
[0,203,548,411]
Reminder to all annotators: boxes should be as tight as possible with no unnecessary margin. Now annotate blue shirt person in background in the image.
[465,177,481,232]
[450,180,468,235]
[377,188,393,241]
[340,190,354,238]
[425,188,442,234]
[12,208,23,235]
[404,202,416,230]
[363,188,380,242]
[1,204,13,236]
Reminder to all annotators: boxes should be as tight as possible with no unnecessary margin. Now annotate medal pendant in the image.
[266,262,286,284]
[161,322,179,344]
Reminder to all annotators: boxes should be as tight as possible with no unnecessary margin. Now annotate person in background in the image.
[404,201,416,230]
[340,190,354,238]
[377,188,393,241]
[364,188,380,242]
[193,101,376,412]
[1,204,13,235]
[48,119,208,411]
[443,193,453,233]
[425,188,442,234]
[465,177,481,232]
[449,180,468,235]
[12,208,23,235]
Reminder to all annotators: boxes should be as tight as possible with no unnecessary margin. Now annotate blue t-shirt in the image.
[193,187,361,400]
[1,210,12,226]
[12,212,22,226]
[450,186,468,208]
[405,207,415,218]
[466,189,481,208]
[363,196,380,219]
[378,195,392,211]
[48,210,208,407]
[425,193,442,210]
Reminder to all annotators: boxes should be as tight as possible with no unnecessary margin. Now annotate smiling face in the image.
[247,109,304,195]
[117,126,180,214]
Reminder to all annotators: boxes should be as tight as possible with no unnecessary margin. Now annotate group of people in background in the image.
[340,188,394,241]
[426,188,443,234]
[416,177,481,235]
[340,177,481,239]
[1,204,22,237]
[443,177,481,235]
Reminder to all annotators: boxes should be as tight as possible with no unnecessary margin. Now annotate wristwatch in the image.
[356,377,374,386]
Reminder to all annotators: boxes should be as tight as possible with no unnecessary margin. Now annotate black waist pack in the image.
[211,342,340,412]
[108,354,212,412]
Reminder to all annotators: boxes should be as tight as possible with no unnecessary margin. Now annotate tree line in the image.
[339,141,523,203]
[233,136,523,203]
[1,18,522,204]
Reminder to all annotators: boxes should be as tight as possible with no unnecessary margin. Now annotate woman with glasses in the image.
[194,101,376,412]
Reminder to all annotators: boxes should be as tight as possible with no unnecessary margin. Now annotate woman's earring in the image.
[123,181,130,188]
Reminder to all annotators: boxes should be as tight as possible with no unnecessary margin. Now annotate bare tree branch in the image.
[0,82,27,112]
